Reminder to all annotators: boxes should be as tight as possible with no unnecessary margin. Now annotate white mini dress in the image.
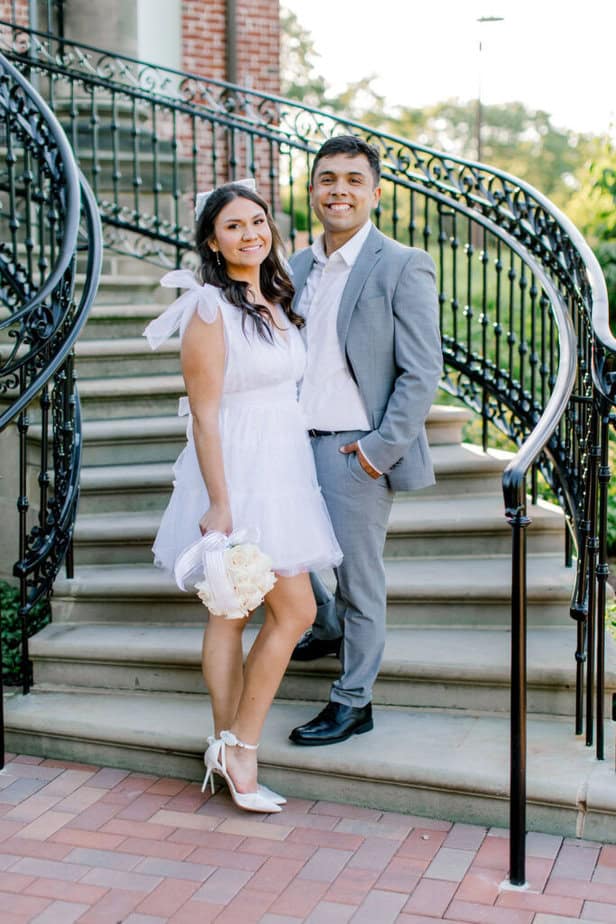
[143,270,342,577]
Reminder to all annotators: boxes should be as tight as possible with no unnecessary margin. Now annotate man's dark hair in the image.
[311,135,381,187]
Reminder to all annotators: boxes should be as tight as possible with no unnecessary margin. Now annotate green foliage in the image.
[567,138,616,310]
[280,8,329,108]
[0,581,51,685]
[280,10,597,215]
[383,99,591,206]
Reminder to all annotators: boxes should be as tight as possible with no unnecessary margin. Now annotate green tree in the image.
[383,99,591,207]
[280,7,329,107]
[280,8,386,121]
[279,9,600,239]
[567,137,616,309]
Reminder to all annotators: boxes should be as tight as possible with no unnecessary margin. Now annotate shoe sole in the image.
[290,647,341,662]
[289,719,373,746]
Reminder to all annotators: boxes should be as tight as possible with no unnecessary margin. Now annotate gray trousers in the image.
[310,431,394,707]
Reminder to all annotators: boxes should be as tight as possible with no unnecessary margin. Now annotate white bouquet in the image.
[173,529,276,620]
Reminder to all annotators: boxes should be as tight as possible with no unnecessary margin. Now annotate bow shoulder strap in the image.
[142,270,221,350]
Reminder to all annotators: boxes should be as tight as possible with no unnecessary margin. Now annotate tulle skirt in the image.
[153,382,342,577]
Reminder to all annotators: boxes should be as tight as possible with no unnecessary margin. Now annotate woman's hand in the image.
[199,503,233,536]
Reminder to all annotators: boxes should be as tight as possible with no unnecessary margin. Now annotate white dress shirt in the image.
[298,221,381,472]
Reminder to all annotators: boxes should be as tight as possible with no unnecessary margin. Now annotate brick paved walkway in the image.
[0,754,615,923]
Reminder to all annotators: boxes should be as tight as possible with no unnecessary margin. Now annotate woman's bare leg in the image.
[202,615,246,735]
[225,572,315,792]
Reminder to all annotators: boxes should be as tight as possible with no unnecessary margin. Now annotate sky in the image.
[282,0,615,138]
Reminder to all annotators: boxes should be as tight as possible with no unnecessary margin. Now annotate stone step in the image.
[77,464,174,515]
[71,442,509,518]
[79,416,186,467]
[51,555,575,627]
[81,303,164,340]
[4,690,614,841]
[28,622,616,718]
[419,443,507,497]
[75,337,181,378]
[386,494,564,558]
[420,404,472,446]
[78,374,185,419]
[78,273,163,305]
[72,493,565,564]
[27,407,479,479]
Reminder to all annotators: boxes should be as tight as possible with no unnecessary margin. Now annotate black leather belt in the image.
[307,429,340,438]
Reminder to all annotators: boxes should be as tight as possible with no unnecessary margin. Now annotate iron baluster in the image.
[23,142,34,281]
[437,204,446,338]
[287,146,296,252]
[451,211,459,350]
[171,107,180,239]
[480,228,489,452]
[408,187,415,247]
[228,124,237,181]
[268,138,276,217]
[16,374,30,695]
[131,97,142,225]
[507,498,531,888]
[464,217,474,359]
[493,239,503,377]
[211,119,219,189]
[89,87,100,203]
[518,263,528,409]
[69,80,79,177]
[584,409,600,747]
[38,383,50,530]
[507,252,516,392]
[151,101,160,232]
[391,179,398,241]
[595,407,611,760]
[422,196,430,254]
[305,148,313,246]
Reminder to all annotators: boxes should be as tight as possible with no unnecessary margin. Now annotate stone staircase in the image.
[5,261,616,842]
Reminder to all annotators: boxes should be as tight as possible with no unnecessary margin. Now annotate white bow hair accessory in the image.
[173,527,277,620]
[195,177,257,220]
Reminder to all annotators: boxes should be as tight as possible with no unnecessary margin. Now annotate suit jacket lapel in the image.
[290,249,314,309]
[289,248,314,345]
[337,225,383,347]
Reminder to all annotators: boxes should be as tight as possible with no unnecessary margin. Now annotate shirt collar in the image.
[311,220,373,267]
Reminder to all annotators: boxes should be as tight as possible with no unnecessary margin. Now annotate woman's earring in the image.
[216,252,222,268]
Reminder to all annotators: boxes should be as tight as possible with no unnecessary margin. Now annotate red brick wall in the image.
[182,0,227,82]
[236,0,280,96]
[181,0,280,94]
[0,0,29,25]
[181,0,281,202]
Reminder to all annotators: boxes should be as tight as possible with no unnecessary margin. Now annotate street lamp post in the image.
[475,15,505,163]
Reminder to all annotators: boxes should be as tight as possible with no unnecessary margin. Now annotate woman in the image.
[144,181,341,814]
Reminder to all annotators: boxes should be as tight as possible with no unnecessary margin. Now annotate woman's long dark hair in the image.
[195,183,301,340]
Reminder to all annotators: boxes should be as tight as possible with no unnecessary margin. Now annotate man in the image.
[288,135,442,746]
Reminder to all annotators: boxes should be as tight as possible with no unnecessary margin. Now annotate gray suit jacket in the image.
[291,225,442,492]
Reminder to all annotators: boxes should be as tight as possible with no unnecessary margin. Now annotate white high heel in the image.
[259,783,287,805]
[204,736,286,805]
[202,731,281,814]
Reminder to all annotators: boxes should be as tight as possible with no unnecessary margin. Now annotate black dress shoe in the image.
[291,631,341,662]
[289,701,373,746]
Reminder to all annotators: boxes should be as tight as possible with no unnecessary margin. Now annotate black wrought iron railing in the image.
[0,22,613,886]
[0,49,102,759]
